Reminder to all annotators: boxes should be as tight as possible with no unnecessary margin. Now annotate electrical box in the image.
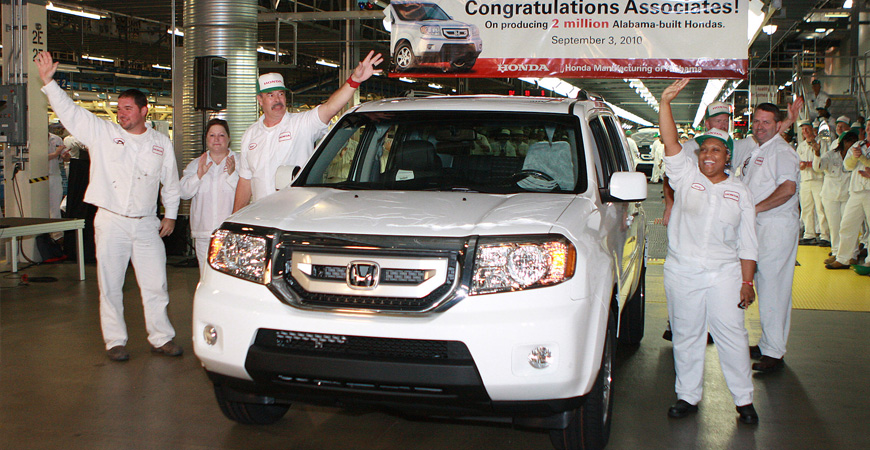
[0,84,27,145]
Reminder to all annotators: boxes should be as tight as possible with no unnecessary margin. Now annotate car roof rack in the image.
[402,90,445,98]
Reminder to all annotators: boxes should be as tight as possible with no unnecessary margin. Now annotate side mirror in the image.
[608,171,647,202]
[275,165,302,190]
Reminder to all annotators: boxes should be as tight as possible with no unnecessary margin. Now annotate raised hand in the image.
[661,79,689,105]
[225,154,235,175]
[197,153,213,179]
[34,51,59,86]
[350,50,384,84]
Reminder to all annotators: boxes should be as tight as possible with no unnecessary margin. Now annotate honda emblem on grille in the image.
[347,261,380,289]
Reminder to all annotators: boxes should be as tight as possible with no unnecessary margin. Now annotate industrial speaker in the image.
[195,56,227,111]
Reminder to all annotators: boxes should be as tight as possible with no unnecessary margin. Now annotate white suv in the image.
[193,94,647,450]
[385,1,483,73]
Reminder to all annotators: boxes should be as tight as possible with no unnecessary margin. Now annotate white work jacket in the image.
[664,147,758,269]
[797,140,822,182]
[844,141,870,193]
[238,108,328,202]
[180,152,239,239]
[813,149,851,202]
[733,135,800,221]
[41,81,180,219]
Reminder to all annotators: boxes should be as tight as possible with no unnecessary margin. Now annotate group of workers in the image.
[796,114,870,271]
[34,49,383,363]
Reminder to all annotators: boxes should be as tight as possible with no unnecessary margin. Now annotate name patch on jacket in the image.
[152,145,164,156]
[691,183,706,191]
[249,143,258,151]
[278,132,292,142]
[724,190,740,202]
[754,157,764,166]
[113,138,125,145]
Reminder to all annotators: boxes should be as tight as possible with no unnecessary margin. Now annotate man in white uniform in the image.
[233,51,383,211]
[36,52,183,362]
[807,79,830,121]
[815,131,858,263]
[826,122,870,269]
[733,103,800,373]
[47,128,68,219]
[797,120,827,246]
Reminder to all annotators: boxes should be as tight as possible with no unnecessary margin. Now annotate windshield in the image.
[393,3,451,21]
[298,110,585,194]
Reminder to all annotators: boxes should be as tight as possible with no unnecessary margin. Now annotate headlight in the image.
[209,229,271,284]
[470,25,480,37]
[420,25,440,36]
[471,236,576,295]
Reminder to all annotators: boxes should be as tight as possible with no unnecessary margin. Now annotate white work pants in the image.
[664,261,753,407]
[821,197,847,255]
[800,180,827,239]
[195,237,210,276]
[836,191,870,264]
[755,218,799,359]
[94,209,176,349]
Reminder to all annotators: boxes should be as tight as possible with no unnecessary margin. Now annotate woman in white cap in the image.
[659,79,759,424]
[180,118,237,276]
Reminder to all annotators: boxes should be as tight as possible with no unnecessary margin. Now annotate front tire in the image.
[394,42,417,72]
[550,309,615,450]
[213,384,290,425]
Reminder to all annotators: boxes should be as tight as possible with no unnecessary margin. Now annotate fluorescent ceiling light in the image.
[428,83,443,89]
[316,59,339,68]
[399,77,416,83]
[824,12,849,18]
[257,46,285,56]
[47,2,104,20]
[152,64,171,70]
[82,54,113,63]
[167,28,184,37]
[844,0,853,8]
[693,79,728,128]
[605,102,653,127]
[762,24,778,35]
[815,28,829,33]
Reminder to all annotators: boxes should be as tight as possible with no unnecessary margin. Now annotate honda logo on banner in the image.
[347,261,380,289]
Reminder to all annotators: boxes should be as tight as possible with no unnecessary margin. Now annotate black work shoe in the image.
[752,355,784,373]
[107,345,130,362]
[826,261,851,270]
[817,239,831,247]
[707,333,714,345]
[151,340,183,357]
[662,329,673,341]
[736,404,759,424]
[798,237,818,246]
[749,345,762,360]
[668,400,698,418]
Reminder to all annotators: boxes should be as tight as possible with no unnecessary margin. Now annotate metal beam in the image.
[259,10,384,23]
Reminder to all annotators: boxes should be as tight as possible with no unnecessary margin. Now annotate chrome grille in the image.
[442,28,468,39]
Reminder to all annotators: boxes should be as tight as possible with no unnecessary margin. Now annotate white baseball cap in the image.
[706,101,732,119]
[836,115,851,125]
[258,73,286,94]
[695,128,734,152]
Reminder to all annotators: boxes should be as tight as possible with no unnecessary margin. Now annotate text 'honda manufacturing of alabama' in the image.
[193,92,648,450]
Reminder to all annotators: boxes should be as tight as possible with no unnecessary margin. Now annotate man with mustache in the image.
[233,51,383,211]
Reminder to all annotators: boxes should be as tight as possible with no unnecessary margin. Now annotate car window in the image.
[602,115,631,172]
[298,111,586,194]
[393,3,451,21]
[589,117,616,188]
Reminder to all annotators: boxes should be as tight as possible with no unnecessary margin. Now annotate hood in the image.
[229,188,582,237]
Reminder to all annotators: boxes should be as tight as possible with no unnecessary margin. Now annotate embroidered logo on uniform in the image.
[249,143,258,150]
[152,145,164,155]
[113,138,125,145]
[278,132,292,142]
[691,183,706,191]
[754,157,764,165]
[724,190,740,202]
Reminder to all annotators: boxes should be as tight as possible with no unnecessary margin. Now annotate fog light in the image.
[203,325,218,346]
[528,346,552,369]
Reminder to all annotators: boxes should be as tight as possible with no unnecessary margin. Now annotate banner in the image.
[384,0,748,79]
